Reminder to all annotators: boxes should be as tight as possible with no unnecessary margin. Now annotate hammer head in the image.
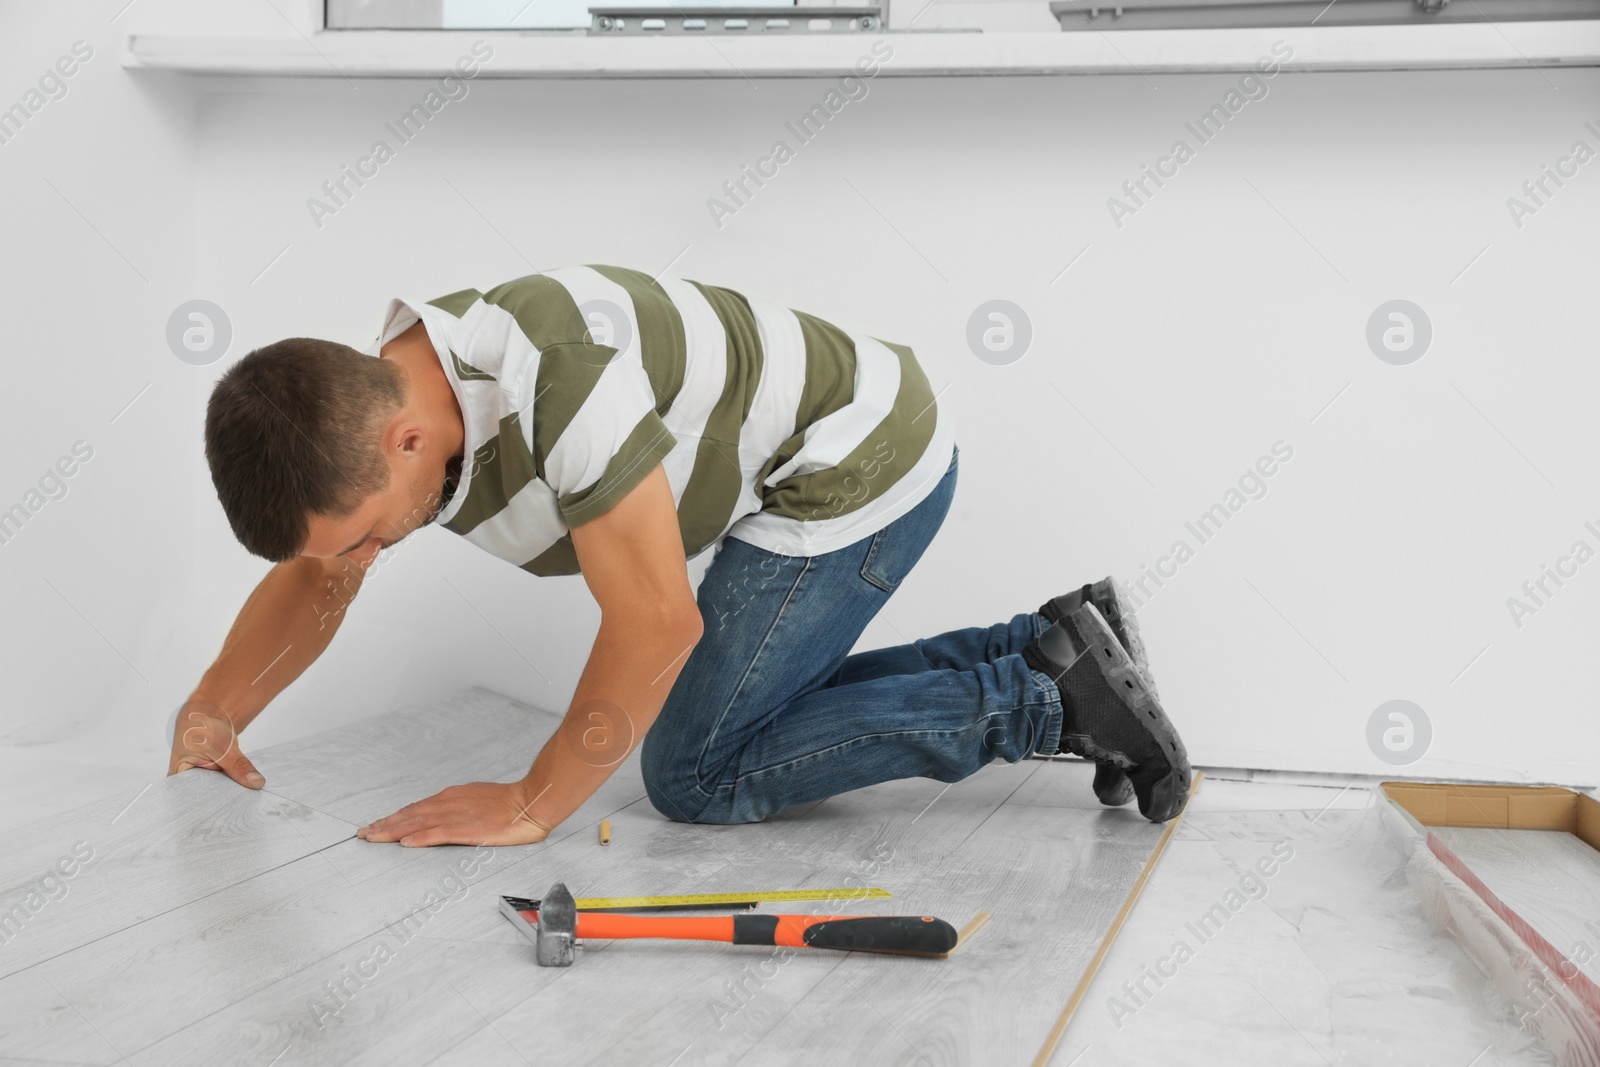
[534,881,577,967]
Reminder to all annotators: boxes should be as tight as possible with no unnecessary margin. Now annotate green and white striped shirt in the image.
[364,264,954,577]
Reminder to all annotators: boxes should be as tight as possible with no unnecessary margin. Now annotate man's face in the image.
[299,436,450,569]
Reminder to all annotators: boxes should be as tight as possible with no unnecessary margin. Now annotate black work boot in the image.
[1040,577,1155,807]
[1021,601,1191,823]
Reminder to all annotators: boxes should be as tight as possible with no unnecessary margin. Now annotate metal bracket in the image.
[590,6,882,34]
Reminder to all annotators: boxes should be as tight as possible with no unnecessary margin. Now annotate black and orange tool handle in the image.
[557,912,958,956]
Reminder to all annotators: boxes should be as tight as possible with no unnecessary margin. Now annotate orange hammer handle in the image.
[560,912,958,956]
[577,913,735,942]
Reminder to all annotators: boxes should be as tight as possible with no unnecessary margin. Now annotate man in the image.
[172,264,1191,847]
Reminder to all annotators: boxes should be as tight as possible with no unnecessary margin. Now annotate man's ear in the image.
[397,421,425,458]
[377,405,424,465]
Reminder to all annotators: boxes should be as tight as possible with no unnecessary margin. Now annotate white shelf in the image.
[123,20,1600,79]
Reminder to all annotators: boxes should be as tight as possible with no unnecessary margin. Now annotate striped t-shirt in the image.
[363,264,955,577]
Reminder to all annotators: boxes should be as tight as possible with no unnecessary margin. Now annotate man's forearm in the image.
[517,607,703,831]
[191,556,365,731]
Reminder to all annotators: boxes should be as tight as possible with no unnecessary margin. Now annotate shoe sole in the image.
[1090,578,1148,807]
[1088,577,1158,702]
[1041,577,1159,700]
[1047,578,1154,807]
[1062,602,1191,823]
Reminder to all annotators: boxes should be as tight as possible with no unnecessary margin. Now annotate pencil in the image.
[599,819,611,846]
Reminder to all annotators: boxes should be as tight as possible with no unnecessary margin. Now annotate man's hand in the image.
[356,779,551,847]
[167,698,265,789]
[356,464,701,848]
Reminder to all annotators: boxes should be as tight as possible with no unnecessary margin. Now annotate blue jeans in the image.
[640,445,1066,824]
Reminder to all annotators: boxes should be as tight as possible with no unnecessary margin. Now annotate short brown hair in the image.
[205,338,406,562]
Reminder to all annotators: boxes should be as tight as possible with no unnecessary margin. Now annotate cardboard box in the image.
[1381,781,1600,1066]
[1383,782,1600,845]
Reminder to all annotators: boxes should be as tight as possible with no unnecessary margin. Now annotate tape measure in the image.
[504,887,892,913]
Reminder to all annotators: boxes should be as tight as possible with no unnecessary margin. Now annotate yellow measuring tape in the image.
[569,887,892,910]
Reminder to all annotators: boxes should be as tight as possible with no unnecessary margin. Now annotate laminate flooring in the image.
[0,689,1566,1066]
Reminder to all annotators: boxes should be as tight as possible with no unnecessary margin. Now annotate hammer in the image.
[526,882,958,967]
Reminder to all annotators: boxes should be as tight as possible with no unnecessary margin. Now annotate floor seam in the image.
[945,759,1047,856]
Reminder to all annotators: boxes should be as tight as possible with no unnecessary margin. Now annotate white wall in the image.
[1,0,1595,832]
[0,4,203,829]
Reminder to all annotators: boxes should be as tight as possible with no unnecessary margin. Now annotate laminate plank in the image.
[0,769,352,980]
[696,800,1166,1066]
[1168,805,1374,845]
[420,1023,536,1067]
[57,847,545,1066]
[1,688,647,1060]
[26,841,513,1056]
[1431,825,1600,987]
[22,759,651,1057]
[0,967,121,1065]
[252,687,564,825]
[1011,757,1108,808]
[106,770,724,1066]
[1068,807,1556,1067]
[1006,759,1184,847]
[122,925,478,1067]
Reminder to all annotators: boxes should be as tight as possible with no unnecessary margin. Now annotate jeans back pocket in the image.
[858,444,958,594]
